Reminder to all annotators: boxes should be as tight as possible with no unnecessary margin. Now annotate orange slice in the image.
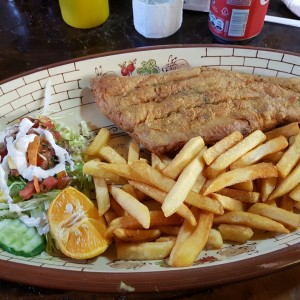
[47,186,111,259]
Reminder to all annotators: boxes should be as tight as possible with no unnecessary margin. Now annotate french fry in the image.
[216,187,260,204]
[98,145,127,163]
[162,149,206,217]
[84,120,300,266]
[104,209,117,224]
[205,130,266,179]
[200,177,214,194]
[121,183,138,199]
[289,135,297,145]
[154,161,167,172]
[213,211,289,234]
[264,151,285,164]
[113,228,161,242]
[106,177,129,186]
[211,193,248,211]
[191,172,207,193]
[151,152,161,169]
[168,217,194,266]
[185,191,224,215]
[93,177,110,216]
[205,229,223,250]
[105,211,183,239]
[218,224,254,243]
[248,203,299,230]
[155,154,173,172]
[269,161,300,200]
[83,153,96,162]
[98,162,153,186]
[264,198,278,207]
[279,195,294,212]
[230,135,288,169]
[203,131,243,165]
[109,185,150,229]
[128,141,140,164]
[203,163,278,196]
[84,127,110,155]
[130,160,175,192]
[133,187,148,201]
[110,197,126,217]
[289,183,300,202]
[129,180,197,226]
[116,237,176,260]
[294,201,300,210]
[169,209,214,267]
[98,162,136,180]
[160,154,172,165]
[151,153,171,170]
[139,158,148,163]
[145,211,183,227]
[106,216,141,238]
[276,133,300,178]
[162,136,205,180]
[265,122,300,141]
[260,177,277,202]
[231,181,254,192]
[153,225,181,236]
[82,159,120,182]
[130,179,223,216]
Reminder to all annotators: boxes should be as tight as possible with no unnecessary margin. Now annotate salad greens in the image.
[0,115,93,256]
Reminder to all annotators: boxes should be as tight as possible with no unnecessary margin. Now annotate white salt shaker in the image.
[132,0,184,38]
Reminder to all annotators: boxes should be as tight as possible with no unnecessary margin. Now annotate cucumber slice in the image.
[0,218,46,257]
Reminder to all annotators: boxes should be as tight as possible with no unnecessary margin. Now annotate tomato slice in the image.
[56,171,70,190]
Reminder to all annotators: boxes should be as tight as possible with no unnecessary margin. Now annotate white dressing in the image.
[2,118,74,182]
[6,135,36,175]
[19,215,41,227]
[8,203,22,213]
[15,118,34,139]
[0,164,12,203]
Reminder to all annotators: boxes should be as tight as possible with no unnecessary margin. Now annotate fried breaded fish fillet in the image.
[90,67,300,155]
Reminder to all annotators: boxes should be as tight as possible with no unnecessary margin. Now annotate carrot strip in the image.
[33,177,40,193]
[27,136,41,193]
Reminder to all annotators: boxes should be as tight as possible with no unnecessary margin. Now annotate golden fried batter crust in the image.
[91,67,300,155]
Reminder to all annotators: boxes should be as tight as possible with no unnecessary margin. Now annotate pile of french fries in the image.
[82,122,300,267]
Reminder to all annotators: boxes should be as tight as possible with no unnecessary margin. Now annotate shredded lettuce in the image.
[66,163,94,199]
[54,120,90,163]
[0,190,60,234]
[0,191,60,214]
[7,176,27,202]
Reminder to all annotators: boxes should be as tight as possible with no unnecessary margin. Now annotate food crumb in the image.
[119,281,135,292]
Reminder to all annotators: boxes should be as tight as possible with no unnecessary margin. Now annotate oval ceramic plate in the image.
[0,45,300,293]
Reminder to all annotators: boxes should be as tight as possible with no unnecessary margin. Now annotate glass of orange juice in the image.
[58,0,109,29]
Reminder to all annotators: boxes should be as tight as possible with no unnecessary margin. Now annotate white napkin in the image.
[282,0,300,18]
[132,0,184,38]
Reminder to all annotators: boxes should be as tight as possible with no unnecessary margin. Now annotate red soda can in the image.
[208,0,270,42]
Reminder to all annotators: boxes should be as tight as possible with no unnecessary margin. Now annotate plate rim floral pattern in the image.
[1,43,299,85]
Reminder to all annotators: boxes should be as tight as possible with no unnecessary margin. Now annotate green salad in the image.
[0,115,92,257]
